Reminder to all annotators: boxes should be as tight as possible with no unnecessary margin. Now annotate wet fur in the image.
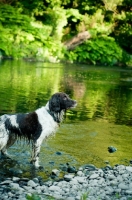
[0,92,77,168]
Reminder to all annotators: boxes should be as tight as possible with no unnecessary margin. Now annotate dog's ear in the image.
[49,94,60,112]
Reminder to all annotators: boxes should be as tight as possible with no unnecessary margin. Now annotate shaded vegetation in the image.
[0,0,131,66]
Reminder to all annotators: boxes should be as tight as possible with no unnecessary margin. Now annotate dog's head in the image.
[49,92,77,113]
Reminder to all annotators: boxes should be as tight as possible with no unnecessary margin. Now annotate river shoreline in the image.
[0,164,132,200]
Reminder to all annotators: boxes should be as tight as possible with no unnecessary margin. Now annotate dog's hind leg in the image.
[0,129,9,158]
[31,140,42,169]
[1,134,17,159]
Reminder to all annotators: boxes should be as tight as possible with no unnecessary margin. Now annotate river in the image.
[0,60,132,179]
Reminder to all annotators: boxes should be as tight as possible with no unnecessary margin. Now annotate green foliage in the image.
[0,0,131,66]
[77,9,113,35]
[112,11,132,54]
[26,193,55,200]
[80,192,89,200]
[26,194,41,200]
[65,36,129,66]
[0,4,64,60]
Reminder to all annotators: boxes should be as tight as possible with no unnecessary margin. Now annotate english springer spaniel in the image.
[0,92,77,168]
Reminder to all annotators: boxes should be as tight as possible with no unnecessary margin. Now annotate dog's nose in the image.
[74,100,77,106]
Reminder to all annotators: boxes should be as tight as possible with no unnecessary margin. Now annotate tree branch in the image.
[64,31,91,50]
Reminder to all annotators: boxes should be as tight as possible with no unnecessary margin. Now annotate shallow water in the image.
[0,60,132,179]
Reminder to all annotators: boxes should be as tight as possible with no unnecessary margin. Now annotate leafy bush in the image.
[0,4,65,61]
[65,36,130,66]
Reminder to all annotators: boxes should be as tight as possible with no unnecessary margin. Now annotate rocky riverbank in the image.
[0,164,132,200]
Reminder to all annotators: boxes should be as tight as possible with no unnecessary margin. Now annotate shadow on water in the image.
[0,60,132,179]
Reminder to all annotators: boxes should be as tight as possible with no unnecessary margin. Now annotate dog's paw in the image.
[38,165,44,170]
[30,161,44,170]
[34,164,44,171]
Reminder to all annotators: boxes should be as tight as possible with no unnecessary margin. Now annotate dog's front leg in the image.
[31,140,42,168]
[1,147,10,158]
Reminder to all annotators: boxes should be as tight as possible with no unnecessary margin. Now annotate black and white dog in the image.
[0,92,77,168]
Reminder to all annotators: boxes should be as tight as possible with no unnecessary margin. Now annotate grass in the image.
[26,194,55,200]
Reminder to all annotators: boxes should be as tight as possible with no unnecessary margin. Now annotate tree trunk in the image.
[64,31,91,50]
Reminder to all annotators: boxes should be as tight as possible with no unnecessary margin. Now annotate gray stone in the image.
[32,178,39,183]
[53,194,63,199]
[74,176,87,184]
[0,180,12,185]
[12,177,20,182]
[129,182,132,188]
[98,178,105,185]
[1,164,132,200]
[77,171,84,177]
[27,180,37,187]
[49,185,61,192]
[64,174,74,181]
[89,173,99,179]
[125,190,132,194]
[126,166,132,172]
[119,170,125,175]
[105,186,114,194]
[75,196,81,200]
[107,174,116,180]
[9,183,20,189]
[66,197,75,200]
[118,183,128,190]
[52,169,60,176]
[117,165,126,170]
[89,179,98,186]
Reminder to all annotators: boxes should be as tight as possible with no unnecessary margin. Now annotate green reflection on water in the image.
[0,60,132,176]
[47,121,132,168]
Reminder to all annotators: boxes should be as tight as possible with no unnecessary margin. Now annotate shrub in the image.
[65,36,130,66]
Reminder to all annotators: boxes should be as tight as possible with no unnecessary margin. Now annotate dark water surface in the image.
[0,60,132,179]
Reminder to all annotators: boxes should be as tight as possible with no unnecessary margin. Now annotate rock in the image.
[64,174,74,181]
[126,166,132,172]
[89,173,99,179]
[49,185,61,192]
[125,190,132,195]
[1,164,132,200]
[108,146,117,153]
[74,176,87,184]
[0,180,12,185]
[129,182,132,188]
[67,166,77,173]
[76,171,84,177]
[27,180,37,187]
[107,174,116,180]
[67,197,75,200]
[52,169,60,176]
[12,177,20,182]
[56,151,62,155]
[10,183,24,191]
[59,164,68,172]
[98,178,105,185]
[82,164,96,171]
[118,183,128,190]
[32,178,39,184]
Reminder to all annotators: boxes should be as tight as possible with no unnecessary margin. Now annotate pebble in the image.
[89,173,99,179]
[126,166,132,172]
[0,164,132,199]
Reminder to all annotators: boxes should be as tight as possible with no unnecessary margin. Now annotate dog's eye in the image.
[63,96,67,100]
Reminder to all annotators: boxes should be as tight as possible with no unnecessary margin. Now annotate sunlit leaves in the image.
[102,0,123,11]
[65,36,125,66]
